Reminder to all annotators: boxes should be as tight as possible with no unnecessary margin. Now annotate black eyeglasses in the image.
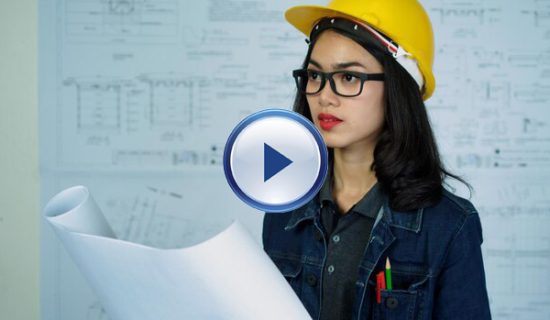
[292,69,384,97]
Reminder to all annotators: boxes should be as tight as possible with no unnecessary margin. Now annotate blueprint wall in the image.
[39,0,550,319]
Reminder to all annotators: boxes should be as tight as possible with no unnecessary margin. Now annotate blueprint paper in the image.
[43,186,311,320]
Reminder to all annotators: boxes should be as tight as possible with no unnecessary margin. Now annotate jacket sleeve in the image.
[262,212,271,250]
[433,211,492,319]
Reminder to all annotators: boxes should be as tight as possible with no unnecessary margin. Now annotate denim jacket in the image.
[262,189,492,320]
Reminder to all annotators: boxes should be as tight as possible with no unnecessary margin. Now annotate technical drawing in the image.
[65,0,179,42]
[64,77,123,133]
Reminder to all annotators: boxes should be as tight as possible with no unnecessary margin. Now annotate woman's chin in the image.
[323,139,347,149]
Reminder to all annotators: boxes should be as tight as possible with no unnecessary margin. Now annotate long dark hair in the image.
[293,27,470,211]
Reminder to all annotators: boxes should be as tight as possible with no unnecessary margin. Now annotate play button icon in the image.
[264,143,292,182]
[223,109,328,213]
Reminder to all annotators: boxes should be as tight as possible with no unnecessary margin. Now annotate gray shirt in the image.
[318,173,385,320]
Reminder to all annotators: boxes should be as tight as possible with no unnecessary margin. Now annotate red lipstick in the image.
[318,113,343,131]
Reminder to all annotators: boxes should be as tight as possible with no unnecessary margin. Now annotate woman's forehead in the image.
[309,30,381,70]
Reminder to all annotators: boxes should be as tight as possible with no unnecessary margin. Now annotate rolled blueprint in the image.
[43,186,311,320]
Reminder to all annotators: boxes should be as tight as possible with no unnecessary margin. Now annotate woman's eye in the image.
[308,71,320,81]
[343,73,357,82]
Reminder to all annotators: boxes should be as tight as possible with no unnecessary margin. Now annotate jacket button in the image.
[306,274,317,287]
[386,296,399,309]
[314,230,323,241]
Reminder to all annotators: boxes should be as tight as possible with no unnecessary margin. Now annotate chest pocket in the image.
[369,266,429,320]
[373,289,418,320]
[270,255,304,297]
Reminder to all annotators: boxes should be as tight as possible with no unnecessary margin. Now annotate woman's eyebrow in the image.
[332,61,366,69]
[308,59,323,68]
[307,59,367,70]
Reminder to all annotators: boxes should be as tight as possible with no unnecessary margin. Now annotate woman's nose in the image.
[317,80,339,107]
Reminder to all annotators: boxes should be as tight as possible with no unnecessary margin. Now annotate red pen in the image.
[376,271,386,304]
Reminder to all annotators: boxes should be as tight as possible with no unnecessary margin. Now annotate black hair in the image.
[293,24,471,211]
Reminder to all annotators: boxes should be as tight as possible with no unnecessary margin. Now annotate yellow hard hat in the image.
[285,0,436,101]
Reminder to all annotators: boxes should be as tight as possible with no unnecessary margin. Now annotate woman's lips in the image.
[318,113,343,131]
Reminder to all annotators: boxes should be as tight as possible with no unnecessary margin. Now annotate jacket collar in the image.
[284,195,424,233]
[381,198,424,233]
[284,195,319,231]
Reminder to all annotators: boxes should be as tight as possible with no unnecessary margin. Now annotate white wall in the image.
[0,1,40,319]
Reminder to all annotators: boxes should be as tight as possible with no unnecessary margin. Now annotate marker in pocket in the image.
[375,271,386,304]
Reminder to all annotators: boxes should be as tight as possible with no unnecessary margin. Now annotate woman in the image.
[262,0,492,319]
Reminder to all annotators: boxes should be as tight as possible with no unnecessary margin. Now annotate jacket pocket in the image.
[370,273,429,320]
[374,289,418,320]
[271,256,304,297]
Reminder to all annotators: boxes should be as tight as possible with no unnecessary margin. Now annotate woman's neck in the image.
[332,143,377,197]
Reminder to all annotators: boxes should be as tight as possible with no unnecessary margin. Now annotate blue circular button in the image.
[223,109,328,213]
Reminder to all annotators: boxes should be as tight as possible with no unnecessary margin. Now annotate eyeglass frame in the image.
[292,68,384,97]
